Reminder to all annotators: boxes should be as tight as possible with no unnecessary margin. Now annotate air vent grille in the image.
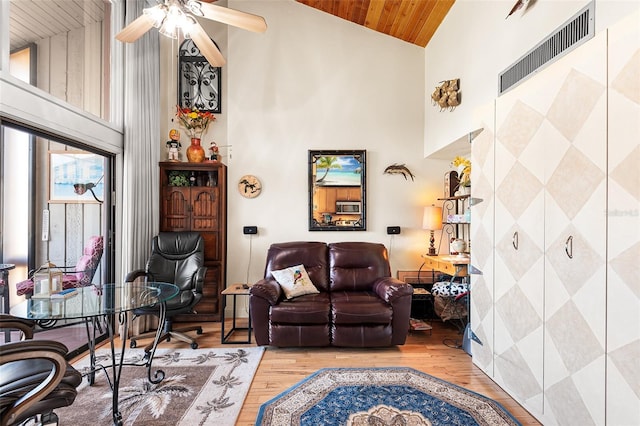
[499,2,594,95]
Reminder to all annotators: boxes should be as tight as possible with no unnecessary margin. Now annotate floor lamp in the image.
[423,205,443,256]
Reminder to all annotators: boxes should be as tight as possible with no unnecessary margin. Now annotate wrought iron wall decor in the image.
[178,38,221,113]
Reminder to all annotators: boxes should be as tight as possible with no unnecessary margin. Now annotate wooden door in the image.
[161,187,190,231]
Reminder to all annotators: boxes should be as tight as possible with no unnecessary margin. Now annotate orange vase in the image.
[187,138,205,163]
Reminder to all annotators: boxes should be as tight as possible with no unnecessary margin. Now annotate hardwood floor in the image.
[94,319,541,425]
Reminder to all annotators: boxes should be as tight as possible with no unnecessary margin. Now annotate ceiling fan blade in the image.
[193,1,267,33]
[189,21,226,67]
[115,14,155,43]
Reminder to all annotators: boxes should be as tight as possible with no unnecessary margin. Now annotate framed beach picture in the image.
[49,151,105,203]
[308,150,366,231]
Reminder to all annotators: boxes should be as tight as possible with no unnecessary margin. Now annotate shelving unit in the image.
[159,161,227,322]
[437,194,470,254]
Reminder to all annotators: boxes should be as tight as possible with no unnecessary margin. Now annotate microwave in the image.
[336,200,361,215]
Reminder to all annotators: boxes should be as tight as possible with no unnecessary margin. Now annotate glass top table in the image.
[10,282,179,426]
[10,282,179,321]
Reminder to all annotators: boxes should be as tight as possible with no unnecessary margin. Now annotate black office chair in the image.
[0,315,82,426]
[126,232,207,352]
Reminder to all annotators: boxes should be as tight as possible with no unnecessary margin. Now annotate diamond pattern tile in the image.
[547,69,606,142]
[546,146,606,219]
[496,286,542,343]
[496,227,543,282]
[611,49,640,104]
[495,346,542,401]
[546,225,604,296]
[496,100,544,159]
[609,339,640,399]
[497,161,543,220]
[545,377,594,426]
[472,274,492,321]
[547,301,605,373]
[609,242,640,298]
[610,145,640,201]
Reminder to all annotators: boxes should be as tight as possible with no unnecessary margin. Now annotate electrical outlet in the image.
[387,226,401,235]
[243,226,258,235]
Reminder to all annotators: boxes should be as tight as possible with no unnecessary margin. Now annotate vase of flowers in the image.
[176,106,216,163]
[452,156,471,195]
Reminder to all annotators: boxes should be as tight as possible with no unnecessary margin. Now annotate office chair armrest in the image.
[193,266,207,294]
[0,315,35,339]
[0,340,70,426]
[125,269,153,283]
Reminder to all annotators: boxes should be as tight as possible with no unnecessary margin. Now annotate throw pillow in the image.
[271,264,319,299]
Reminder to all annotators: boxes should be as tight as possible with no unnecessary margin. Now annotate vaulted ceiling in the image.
[8,0,454,52]
[295,0,455,47]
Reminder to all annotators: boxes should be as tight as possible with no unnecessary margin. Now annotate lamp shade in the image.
[422,205,443,230]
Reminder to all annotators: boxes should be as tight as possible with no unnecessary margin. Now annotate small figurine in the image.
[166,129,182,161]
[208,141,219,162]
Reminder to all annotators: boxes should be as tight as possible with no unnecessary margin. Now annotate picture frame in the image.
[308,150,366,231]
[49,151,104,203]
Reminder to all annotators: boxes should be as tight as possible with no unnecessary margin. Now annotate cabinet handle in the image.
[512,231,519,250]
[565,235,573,259]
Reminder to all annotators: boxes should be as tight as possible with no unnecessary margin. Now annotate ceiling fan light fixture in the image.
[182,15,198,39]
[186,0,205,17]
[143,4,167,28]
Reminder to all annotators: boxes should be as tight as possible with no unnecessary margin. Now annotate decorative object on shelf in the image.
[175,105,216,140]
[431,79,461,111]
[450,238,467,256]
[207,141,220,162]
[238,175,262,198]
[166,128,182,162]
[383,163,415,181]
[168,171,189,187]
[423,205,443,256]
[444,170,460,197]
[179,38,221,113]
[186,138,206,162]
[451,156,471,194]
[176,106,216,163]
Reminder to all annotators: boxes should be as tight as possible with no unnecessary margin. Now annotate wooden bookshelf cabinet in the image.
[159,161,227,321]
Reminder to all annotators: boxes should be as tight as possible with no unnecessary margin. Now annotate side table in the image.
[221,283,252,344]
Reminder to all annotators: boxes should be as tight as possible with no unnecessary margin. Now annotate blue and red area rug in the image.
[256,367,521,426]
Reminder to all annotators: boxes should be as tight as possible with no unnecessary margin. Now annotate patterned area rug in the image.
[256,367,521,426]
[57,347,264,425]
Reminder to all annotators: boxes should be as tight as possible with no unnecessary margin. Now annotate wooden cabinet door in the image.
[191,187,219,232]
[161,187,190,231]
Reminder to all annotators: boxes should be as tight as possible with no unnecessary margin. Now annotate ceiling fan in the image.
[115,0,267,67]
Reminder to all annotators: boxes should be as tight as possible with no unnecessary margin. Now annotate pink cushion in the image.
[15,236,104,296]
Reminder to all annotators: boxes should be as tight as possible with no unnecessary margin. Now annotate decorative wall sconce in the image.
[431,79,461,111]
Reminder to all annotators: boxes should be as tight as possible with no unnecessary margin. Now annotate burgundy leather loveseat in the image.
[249,241,413,347]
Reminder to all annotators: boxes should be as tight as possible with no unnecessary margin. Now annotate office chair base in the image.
[130,325,203,351]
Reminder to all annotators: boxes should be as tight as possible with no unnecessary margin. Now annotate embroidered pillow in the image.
[271,264,319,299]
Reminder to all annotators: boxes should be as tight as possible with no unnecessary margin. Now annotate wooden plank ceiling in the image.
[295,0,455,47]
[9,0,105,51]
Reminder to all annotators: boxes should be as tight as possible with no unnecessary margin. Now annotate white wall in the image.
[424,0,640,156]
[159,0,453,291]
[225,0,449,285]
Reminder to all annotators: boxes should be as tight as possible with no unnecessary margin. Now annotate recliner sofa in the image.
[249,241,413,347]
